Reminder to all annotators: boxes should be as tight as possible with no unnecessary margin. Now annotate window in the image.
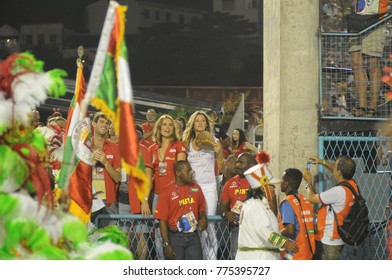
[155,11,160,20]
[49,34,57,43]
[245,0,257,9]
[38,34,45,45]
[222,0,235,10]
[166,12,171,22]
[179,14,184,24]
[25,35,32,46]
[143,9,150,19]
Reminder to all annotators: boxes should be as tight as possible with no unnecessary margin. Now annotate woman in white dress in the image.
[182,111,225,260]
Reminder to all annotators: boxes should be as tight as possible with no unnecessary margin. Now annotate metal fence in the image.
[93,132,392,260]
[94,214,231,260]
[320,15,392,119]
[317,131,392,259]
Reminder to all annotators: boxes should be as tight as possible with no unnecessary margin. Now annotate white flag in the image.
[227,93,245,136]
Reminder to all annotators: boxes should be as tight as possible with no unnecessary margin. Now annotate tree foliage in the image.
[129,12,262,86]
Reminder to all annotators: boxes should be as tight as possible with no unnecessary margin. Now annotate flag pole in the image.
[61,46,85,192]
[79,0,117,121]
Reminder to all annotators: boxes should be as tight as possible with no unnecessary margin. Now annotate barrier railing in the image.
[317,131,392,259]
[94,214,231,260]
[320,15,392,119]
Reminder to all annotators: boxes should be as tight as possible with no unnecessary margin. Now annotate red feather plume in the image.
[256,151,270,164]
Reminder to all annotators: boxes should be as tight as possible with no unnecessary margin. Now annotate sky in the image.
[0,0,212,32]
[0,0,97,32]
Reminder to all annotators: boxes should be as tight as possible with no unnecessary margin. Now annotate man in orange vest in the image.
[278,168,315,260]
[303,156,358,260]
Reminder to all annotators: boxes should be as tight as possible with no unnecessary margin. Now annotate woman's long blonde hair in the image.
[153,115,179,146]
[182,110,214,149]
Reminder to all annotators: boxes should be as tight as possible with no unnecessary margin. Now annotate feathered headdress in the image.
[0,52,67,208]
[0,52,66,132]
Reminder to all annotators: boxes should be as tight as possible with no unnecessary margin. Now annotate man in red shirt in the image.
[154,160,207,260]
[141,109,156,148]
[219,152,255,259]
[90,112,121,224]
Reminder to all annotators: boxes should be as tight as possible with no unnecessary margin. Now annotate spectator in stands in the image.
[348,1,389,117]
[141,108,156,147]
[90,112,121,223]
[231,128,259,155]
[117,124,152,259]
[176,116,187,133]
[219,152,255,259]
[246,105,263,144]
[36,112,67,183]
[219,153,238,195]
[154,160,207,260]
[182,110,225,260]
[278,168,315,260]
[107,120,117,142]
[174,119,184,139]
[149,114,187,260]
[207,109,231,158]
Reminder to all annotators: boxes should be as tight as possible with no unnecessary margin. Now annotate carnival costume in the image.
[0,52,133,260]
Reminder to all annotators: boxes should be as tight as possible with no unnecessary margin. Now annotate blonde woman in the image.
[149,114,187,259]
[182,111,224,260]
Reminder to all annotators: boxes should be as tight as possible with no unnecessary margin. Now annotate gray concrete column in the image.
[263,1,319,194]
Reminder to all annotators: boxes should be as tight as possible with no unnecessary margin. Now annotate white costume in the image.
[235,197,281,260]
[187,141,218,260]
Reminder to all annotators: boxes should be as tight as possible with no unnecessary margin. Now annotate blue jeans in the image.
[168,231,203,260]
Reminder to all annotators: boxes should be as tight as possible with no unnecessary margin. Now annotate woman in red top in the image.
[149,115,187,195]
[148,114,187,260]
[231,128,258,155]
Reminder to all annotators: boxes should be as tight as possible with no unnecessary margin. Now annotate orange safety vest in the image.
[315,179,359,241]
[278,194,315,260]
[355,0,388,15]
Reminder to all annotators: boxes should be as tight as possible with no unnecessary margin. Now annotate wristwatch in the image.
[163,242,169,247]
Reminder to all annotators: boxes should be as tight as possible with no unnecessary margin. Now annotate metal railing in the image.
[93,131,392,260]
[320,15,392,119]
[317,131,392,259]
[94,214,232,260]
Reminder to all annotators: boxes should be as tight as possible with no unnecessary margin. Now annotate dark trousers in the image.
[168,231,203,260]
[313,241,344,260]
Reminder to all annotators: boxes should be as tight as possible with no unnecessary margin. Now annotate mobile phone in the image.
[306,162,311,170]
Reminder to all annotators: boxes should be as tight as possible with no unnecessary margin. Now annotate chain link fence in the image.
[93,131,392,260]
[320,15,392,119]
[94,214,231,260]
[317,131,392,259]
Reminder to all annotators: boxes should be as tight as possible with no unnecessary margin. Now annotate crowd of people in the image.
[28,105,367,261]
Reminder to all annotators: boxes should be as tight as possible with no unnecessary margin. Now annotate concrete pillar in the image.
[263,1,319,195]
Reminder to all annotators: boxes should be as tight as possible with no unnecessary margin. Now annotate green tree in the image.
[129,12,262,86]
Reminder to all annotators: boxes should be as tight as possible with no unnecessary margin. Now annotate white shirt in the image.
[319,186,346,245]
